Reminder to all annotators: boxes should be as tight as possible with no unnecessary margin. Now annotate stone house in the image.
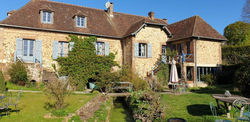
[0,0,226,86]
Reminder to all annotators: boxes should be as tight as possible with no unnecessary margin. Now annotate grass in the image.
[6,82,43,91]
[161,85,236,121]
[0,92,95,122]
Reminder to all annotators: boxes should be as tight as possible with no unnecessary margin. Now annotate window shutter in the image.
[16,38,23,61]
[148,43,152,58]
[134,43,139,57]
[105,42,110,56]
[162,56,167,64]
[52,41,59,59]
[69,42,75,51]
[35,40,42,66]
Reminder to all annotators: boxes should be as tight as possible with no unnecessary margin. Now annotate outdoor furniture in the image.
[8,91,22,112]
[0,96,8,117]
[232,99,250,122]
[212,94,250,118]
[209,102,232,122]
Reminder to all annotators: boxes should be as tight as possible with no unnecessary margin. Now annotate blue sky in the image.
[0,0,245,34]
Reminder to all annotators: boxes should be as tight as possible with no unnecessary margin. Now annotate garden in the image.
[0,32,249,122]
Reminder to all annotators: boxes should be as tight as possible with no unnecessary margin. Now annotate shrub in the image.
[0,70,6,93]
[57,35,118,91]
[128,90,165,121]
[156,63,170,86]
[8,61,28,85]
[44,79,71,110]
[69,115,82,122]
[51,109,69,117]
[235,58,250,97]
[94,71,120,93]
[201,74,214,86]
[222,45,250,65]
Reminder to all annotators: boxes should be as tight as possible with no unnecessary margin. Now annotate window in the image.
[41,11,53,24]
[59,42,69,57]
[23,39,34,57]
[186,41,191,54]
[162,45,167,55]
[139,43,147,57]
[95,42,105,55]
[76,16,86,28]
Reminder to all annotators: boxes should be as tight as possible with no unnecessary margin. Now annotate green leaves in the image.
[56,35,117,91]
[0,70,6,93]
[224,21,250,45]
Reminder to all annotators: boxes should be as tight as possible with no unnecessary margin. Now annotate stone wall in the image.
[0,27,122,81]
[133,26,168,78]
[196,39,222,67]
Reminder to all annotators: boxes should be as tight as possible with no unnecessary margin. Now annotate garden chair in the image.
[8,91,22,113]
[0,97,9,117]
[232,99,250,122]
[209,102,232,122]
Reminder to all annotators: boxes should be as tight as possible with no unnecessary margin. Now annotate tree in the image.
[241,0,250,23]
[0,70,6,93]
[224,21,250,45]
[56,35,118,90]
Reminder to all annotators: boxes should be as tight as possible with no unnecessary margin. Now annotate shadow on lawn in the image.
[187,104,212,116]
[190,85,239,95]
[0,108,20,117]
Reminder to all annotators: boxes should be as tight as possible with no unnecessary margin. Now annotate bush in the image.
[44,79,71,110]
[127,90,165,121]
[0,70,6,93]
[51,109,69,117]
[94,71,120,93]
[8,61,28,85]
[222,45,250,65]
[69,115,82,122]
[235,58,250,97]
[201,74,214,86]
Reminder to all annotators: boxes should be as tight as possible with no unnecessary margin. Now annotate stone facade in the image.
[133,26,168,78]
[0,27,122,81]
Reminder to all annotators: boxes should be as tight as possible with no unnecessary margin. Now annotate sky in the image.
[0,0,246,34]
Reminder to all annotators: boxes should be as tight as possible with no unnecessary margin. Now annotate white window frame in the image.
[41,11,53,24]
[76,16,87,28]
[138,43,147,57]
[58,41,69,57]
[95,42,105,56]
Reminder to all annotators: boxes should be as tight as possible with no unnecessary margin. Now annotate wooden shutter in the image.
[52,41,59,59]
[105,42,109,56]
[16,38,23,61]
[134,43,139,57]
[35,40,42,66]
[69,42,75,51]
[147,43,152,58]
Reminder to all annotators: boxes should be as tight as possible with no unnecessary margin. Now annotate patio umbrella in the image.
[169,58,179,84]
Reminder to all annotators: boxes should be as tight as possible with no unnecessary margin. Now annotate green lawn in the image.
[0,92,95,122]
[161,85,236,121]
[6,82,43,91]
[110,101,134,122]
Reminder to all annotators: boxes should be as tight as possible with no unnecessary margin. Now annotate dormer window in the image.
[41,11,53,24]
[76,16,86,28]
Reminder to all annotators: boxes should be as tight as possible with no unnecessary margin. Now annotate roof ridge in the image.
[43,0,165,21]
[168,15,197,26]
[191,15,198,36]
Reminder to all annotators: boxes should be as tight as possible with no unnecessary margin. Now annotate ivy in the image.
[56,35,118,91]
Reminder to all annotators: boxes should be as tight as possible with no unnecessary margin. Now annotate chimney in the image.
[107,2,114,17]
[163,18,168,24]
[148,11,155,20]
[7,10,16,17]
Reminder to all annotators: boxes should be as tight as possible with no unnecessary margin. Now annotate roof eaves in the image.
[0,24,122,39]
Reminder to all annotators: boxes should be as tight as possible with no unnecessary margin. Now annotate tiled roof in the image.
[167,16,227,42]
[0,0,168,38]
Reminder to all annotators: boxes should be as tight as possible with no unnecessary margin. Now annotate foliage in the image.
[57,35,118,91]
[234,58,250,97]
[200,74,214,86]
[8,61,28,85]
[156,63,170,86]
[51,109,69,117]
[69,115,82,122]
[222,45,250,65]
[0,70,6,93]
[88,97,112,122]
[44,79,71,110]
[241,0,250,23]
[6,81,42,91]
[224,21,250,45]
[119,65,149,91]
[94,71,120,93]
[128,90,165,121]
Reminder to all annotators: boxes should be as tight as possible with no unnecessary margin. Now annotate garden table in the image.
[0,96,5,100]
[212,94,250,118]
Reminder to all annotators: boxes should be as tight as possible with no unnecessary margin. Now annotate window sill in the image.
[136,56,149,59]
